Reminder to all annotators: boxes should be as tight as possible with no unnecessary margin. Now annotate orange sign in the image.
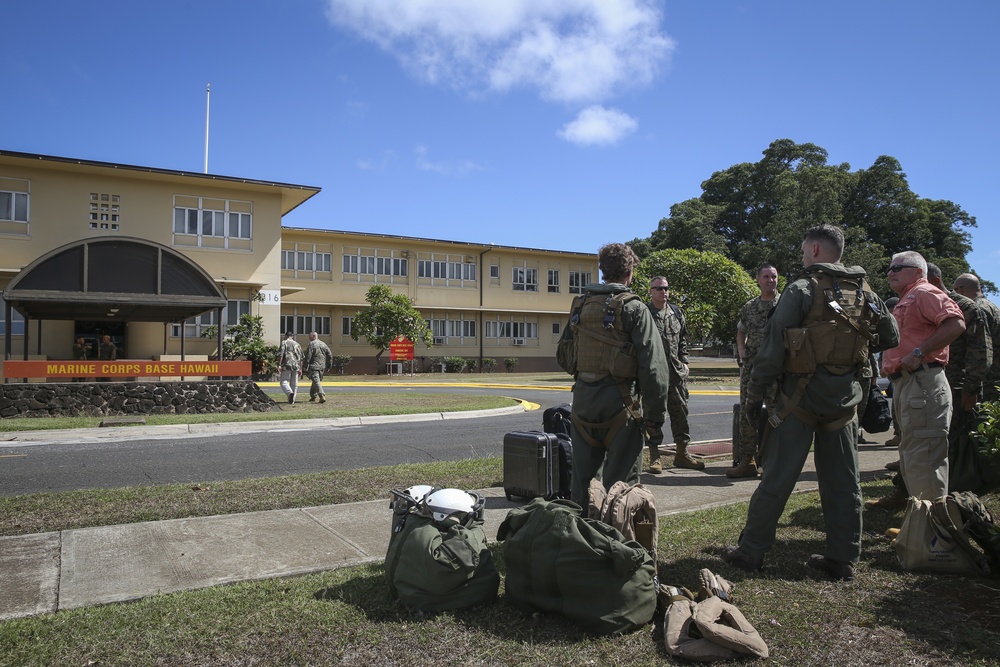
[1,360,252,379]
[389,336,414,360]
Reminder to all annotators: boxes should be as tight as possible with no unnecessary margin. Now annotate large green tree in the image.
[350,284,432,373]
[634,249,758,348]
[642,139,981,296]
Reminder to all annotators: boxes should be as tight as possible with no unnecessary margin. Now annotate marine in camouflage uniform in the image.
[730,265,780,478]
[955,273,1000,403]
[645,276,703,472]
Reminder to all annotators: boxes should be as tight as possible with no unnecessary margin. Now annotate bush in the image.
[464,357,479,372]
[481,357,497,373]
[444,356,467,373]
[970,399,1000,487]
[504,357,519,373]
[332,355,352,375]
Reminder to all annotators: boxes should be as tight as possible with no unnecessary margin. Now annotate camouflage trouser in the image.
[666,370,690,449]
[648,370,689,461]
[736,362,778,465]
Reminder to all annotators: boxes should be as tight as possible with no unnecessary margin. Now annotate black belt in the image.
[888,361,943,381]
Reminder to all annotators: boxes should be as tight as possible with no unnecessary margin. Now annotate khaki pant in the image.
[892,365,951,500]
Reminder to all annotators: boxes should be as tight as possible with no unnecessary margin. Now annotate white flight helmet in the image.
[422,488,485,525]
[389,484,435,514]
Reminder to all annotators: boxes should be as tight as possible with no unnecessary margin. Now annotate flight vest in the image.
[782,266,878,376]
[558,291,641,383]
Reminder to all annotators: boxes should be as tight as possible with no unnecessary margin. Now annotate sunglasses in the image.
[888,265,917,273]
[651,286,669,291]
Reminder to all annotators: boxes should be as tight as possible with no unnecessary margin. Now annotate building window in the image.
[342,250,407,281]
[569,271,592,294]
[552,322,561,335]
[283,250,331,272]
[171,310,218,338]
[485,317,538,340]
[0,190,29,222]
[172,196,252,243]
[0,294,25,335]
[418,258,475,282]
[490,264,500,279]
[281,314,331,335]
[548,269,560,293]
[512,266,538,292]
[169,300,249,337]
[341,317,354,336]
[427,316,476,342]
[225,300,251,326]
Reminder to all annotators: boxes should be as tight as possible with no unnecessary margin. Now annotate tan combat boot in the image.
[726,458,759,479]
[647,446,663,474]
[673,444,705,470]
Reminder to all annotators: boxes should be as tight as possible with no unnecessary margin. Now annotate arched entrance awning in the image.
[3,237,229,361]
[3,237,227,322]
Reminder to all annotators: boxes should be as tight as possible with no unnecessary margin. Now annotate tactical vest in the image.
[782,267,878,376]
[558,291,640,383]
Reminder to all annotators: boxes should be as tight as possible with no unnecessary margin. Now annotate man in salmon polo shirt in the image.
[881,251,965,501]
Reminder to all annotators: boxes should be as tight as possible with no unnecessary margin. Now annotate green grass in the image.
[0,391,519,432]
[2,473,998,666]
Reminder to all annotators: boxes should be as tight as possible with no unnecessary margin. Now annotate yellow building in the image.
[1,150,596,375]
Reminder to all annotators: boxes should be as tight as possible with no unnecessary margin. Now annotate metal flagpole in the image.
[204,83,211,173]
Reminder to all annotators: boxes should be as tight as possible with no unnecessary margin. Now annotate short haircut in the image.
[926,263,942,281]
[891,251,927,277]
[757,263,777,276]
[803,225,844,259]
[598,243,640,283]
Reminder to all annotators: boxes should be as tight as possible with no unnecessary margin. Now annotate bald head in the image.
[953,273,982,299]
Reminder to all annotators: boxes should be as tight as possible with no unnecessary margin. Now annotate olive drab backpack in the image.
[556,290,645,449]
[557,290,641,383]
[931,491,1000,572]
[776,265,881,431]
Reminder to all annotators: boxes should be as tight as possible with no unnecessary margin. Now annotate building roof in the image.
[0,149,321,216]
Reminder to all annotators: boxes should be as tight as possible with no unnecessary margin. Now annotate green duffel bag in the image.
[497,498,656,635]
[385,512,500,612]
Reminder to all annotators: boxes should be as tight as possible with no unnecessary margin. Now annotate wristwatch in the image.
[912,347,924,359]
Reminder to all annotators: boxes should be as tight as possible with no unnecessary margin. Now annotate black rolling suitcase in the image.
[504,431,566,501]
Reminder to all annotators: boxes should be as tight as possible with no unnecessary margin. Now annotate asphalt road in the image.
[0,388,738,496]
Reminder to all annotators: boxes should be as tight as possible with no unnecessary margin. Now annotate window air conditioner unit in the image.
[512,338,525,346]
[433,337,446,345]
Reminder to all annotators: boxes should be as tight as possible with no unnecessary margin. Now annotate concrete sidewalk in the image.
[0,426,899,622]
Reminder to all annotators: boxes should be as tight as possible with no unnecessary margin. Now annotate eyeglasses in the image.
[888,265,917,273]
[651,286,669,291]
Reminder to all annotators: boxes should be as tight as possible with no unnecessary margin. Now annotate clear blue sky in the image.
[5,1,998,289]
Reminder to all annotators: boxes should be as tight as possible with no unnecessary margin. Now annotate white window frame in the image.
[417,254,476,287]
[569,270,592,294]
[512,266,538,292]
[427,315,477,342]
[281,313,332,336]
[0,189,29,223]
[548,269,560,293]
[0,293,25,335]
[172,196,252,246]
[342,249,407,283]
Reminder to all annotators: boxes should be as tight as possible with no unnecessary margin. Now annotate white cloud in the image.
[356,149,396,171]
[414,145,483,176]
[325,0,673,104]
[557,106,637,146]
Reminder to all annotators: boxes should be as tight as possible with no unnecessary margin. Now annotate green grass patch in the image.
[0,392,518,432]
[0,458,503,536]
[2,478,998,666]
